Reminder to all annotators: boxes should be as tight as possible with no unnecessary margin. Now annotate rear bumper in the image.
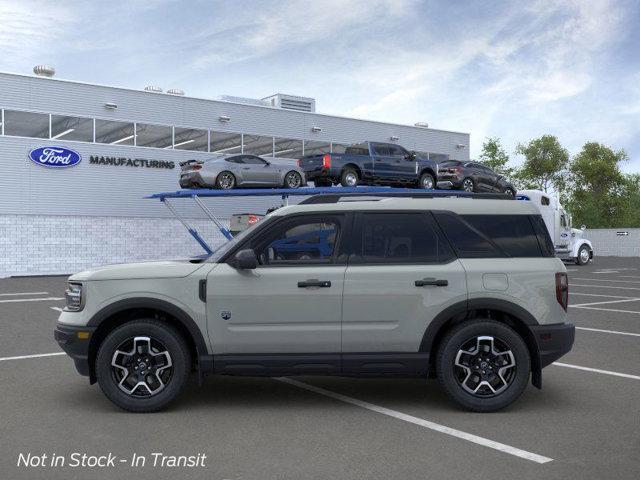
[436,176,464,189]
[531,322,575,368]
[54,323,96,377]
[179,172,208,189]
[304,167,334,181]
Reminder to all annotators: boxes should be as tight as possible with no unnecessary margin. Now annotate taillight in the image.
[322,153,331,169]
[247,215,259,225]
[192,164,202,171]
[297,159,301,167]
[555,272,568,311]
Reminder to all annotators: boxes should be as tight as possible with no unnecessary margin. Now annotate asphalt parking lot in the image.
[1,257,639,480]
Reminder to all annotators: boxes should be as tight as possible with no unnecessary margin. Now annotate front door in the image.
[206,214,348,355]
[341,212,468,357]
[238,155,278,185]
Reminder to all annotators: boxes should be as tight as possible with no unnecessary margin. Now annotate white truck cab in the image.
[518,190,593,265]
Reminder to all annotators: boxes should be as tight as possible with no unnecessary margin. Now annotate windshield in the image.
[206,216,274,262]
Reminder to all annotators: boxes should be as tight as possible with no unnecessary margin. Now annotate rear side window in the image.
[372,144,390,156]
[530,215,555,257]
[462,215,543,257]
[352,213,454,264]
[434,212,502,258]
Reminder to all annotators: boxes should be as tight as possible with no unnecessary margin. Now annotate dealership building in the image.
[0,68,470,276]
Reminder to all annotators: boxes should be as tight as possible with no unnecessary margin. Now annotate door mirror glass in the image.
[232,249,258,269]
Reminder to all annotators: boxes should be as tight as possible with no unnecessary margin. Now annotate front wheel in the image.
[284,171,303,189]
[436,320,530,412]
[576,245,591,265]
[96,320,191,412]
[462,178,475,192]
[418,172,435,189]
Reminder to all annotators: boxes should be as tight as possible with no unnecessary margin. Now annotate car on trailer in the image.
[437,160,516,196]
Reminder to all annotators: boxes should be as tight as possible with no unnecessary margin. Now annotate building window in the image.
[243,134,274,156]
[3,110,50,139]
[210,131,242,154]
[303,140,331,156]
[135,123,173,148]
[50,114,94,142]
[173,127,208,151]
[273,137,303,159]
[331,143,349,154]
[95,119,135,145]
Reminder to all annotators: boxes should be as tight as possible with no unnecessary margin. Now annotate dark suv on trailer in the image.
[438,160,516,196]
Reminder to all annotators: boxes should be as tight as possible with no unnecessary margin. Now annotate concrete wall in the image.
[583,229,640,257]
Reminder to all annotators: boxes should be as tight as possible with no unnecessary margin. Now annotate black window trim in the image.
[348,210,457,266]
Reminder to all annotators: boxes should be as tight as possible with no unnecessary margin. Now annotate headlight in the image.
[64,283,84,312]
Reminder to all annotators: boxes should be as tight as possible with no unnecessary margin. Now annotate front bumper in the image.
[54,323,96,377]
[531,322,575,368]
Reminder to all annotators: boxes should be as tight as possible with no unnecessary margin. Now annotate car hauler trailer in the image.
[517,190,593,265]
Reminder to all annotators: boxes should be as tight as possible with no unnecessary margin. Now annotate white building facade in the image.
[0,71,470,276]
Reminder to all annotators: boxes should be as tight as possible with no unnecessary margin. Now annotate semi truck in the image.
[518,190,593,265]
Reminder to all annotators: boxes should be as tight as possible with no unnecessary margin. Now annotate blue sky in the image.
[1,0,639,172]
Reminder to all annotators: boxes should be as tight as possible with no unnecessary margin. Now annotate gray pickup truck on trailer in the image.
[299,142,439,189]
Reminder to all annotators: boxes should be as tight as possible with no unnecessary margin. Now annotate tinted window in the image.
[345,146,369,156]
[243,155,267,165]
[434,212,503,258]
[440,160,461,167]
[530,215,554,257]
[387,145,406,157]
[372,144,390,156]
[253,217,340,265]
[353,213,454,264]
[463,215,542,257]
[225,156,245,164]
[541,196,550,206]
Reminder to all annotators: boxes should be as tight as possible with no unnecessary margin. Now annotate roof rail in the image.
[299,191,513,205]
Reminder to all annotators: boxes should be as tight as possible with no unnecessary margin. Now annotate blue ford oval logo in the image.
[28,146,82,168]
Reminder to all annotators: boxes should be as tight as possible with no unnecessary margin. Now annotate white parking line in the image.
[0,297,64,304]
[572,278,640,285]
[571,292,638,299]
[0,352,65,362]
[571,284,640,291]
[0,291,49,297]
[570,305,640,314]
[570,298,640,307]
[277,377,553,464]
[50,307,63,312]
[553,363,640,381]
[617,275,640,280]
[576,327,640,337]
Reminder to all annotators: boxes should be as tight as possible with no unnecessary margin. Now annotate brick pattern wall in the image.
[583,228,640,257]
[0,215,230,277]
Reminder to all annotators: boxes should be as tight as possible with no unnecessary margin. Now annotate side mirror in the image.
[581,225,586,230]
[232,249,258,269]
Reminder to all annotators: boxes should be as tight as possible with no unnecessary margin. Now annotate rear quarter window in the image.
[462,215,543,257]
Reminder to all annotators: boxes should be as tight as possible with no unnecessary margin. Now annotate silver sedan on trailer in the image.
[179,154,307,189]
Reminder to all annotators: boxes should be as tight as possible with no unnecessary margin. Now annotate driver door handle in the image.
[415,278,448,287]
[298,279,331,288]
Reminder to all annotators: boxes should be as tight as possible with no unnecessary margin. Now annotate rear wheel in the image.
[462,178,475,192]
[96,320,191,412]
[340,168,359,187]
[576,245,591,265]
[418,172,435,189]
[284,171,303,189]
[215,171,236,190]
[436,320,530,412]
[504,187,515,197]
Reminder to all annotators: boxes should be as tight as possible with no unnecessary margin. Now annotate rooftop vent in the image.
[414,122,429,128]
[33,65,55,78]
[167,88,185,96]
[217,95,270,107]
[144,85,163,93]
[262,93,316,113]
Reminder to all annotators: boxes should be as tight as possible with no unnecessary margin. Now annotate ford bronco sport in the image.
[54,193,574,413]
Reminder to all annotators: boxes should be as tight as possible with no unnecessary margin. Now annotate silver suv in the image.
[54,193,574,413]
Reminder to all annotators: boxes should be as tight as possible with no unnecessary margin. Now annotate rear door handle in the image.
[415,278,448,287]
[298,279,331,288]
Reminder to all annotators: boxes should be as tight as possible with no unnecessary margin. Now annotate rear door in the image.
[341,212,468,357]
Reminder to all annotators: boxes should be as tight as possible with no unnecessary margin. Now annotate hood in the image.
[69,260,205,281]
[571,228,585,239]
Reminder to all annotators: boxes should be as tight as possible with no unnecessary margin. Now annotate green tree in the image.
[515,135,569,193]
[479,137,514,177]
[620,174,640,227]
[566,142,628,228]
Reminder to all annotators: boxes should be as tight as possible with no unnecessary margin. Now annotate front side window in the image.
[242,155,268,165]
[353,213,453,264]
[372,144,390,156]
[251,216,340,265]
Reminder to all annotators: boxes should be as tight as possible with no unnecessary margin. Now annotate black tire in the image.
[504,187,515,197]
[215,171,236,190]
[462,178,475,192]
[340,168,359,187]
[314,179,332,188]
[418,172,435,190]
[96,320,191,413]
[436,319,530,412]
[575,245,591,265]
[283,171,303,189]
